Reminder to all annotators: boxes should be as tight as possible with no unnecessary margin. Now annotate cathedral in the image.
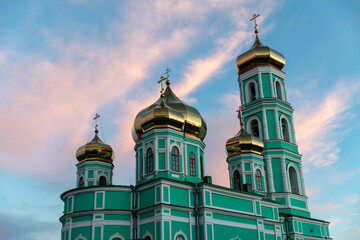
[59,19,332,240]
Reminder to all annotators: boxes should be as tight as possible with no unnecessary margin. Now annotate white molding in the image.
[287,163,302,195]
[173,230,188,240]
[239,66,286,81]
[94,191,105,210]
[274,78,285,101]
[245,115,263,140]
[244,78,259,104]
[142,230,153,240]
[279,114,293,143]
[108,232,125,240]
[75,234,87,240]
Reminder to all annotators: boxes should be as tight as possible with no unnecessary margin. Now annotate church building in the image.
[59,17,332,240]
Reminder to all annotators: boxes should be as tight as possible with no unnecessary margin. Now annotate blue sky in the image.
[0,1,359,239]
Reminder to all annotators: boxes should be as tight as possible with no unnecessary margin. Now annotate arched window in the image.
[78,176,84,188]
[275,81,283,100]
[144,237,151,240]
[234,170,241,190]
[249,82,256,102]
[171,146,180,172]
[256,169,263,191]
[200,156,204,178]
[289,166,300,194]
[189,152,196,176]
[175,235,185,240]
[281,118,290,142]
[99,176,106,186]
[146,148,153,173]
[250,119,260,138]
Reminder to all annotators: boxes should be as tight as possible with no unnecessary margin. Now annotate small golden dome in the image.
[133,81,207,142]
[226,106,263,156]
[226,129,264,156]
[76,131,114,163]
[236,33,285,74]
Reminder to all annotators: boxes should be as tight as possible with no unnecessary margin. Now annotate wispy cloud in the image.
[294,79,360,167]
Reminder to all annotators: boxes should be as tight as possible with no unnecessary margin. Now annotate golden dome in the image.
[226,107,263,156]
[133,80,207,142]
[76,131,114,163]
[236,33,285,74]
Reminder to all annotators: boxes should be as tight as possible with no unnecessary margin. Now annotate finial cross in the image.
[164,67,171,79]
[250,13,260,32]
[94,113,100,133]
[157,75,166,95]
[236,106,245,130]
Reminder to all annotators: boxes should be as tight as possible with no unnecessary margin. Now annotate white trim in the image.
[75,234,87,240]
[258,73,264,98]
[173,230,188,240]
[274,78,285,101]
[142,230,153,240]
[144,145,155,175]
[244,79,259,104]
[246,115,263,140]
[108,232,125,240]
[287,163,302,195]
[94,191,105,210]
[279,114,293,143]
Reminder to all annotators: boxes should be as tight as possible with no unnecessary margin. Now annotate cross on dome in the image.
[250,13,260,33]
[236,106,245,130]
[94,113,100,133]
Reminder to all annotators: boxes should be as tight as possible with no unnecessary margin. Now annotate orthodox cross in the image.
[157,75,166,95]
[164,67,171,80]
[250,13,260,32]
[236,106,245,129]
[94,113,100,133]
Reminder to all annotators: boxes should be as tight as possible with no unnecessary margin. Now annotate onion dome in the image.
[76,114,114,163]
[133,80,207,142]
[226,107,263,156]
[236,30,285,74]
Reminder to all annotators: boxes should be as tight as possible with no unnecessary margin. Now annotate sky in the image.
[0,0,359,239]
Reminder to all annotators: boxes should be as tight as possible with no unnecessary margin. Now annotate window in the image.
[200,156,204,178]
[256,169,263,191]
[250,119,260,138]
[144,237,151,240]
[189,152,196,176]
[275,80,283,100]
[175,236,185,240]
[171,146,180,172]
[289,166,300,194]
[78,177,84,188]
[249,82,256,102]
[234,170,241,190]
[281,118,290,142]
[99,176,106,186]
[146,148,153,173]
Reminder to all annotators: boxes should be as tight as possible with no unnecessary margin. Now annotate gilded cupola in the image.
[132,70,207,143]
[76,114,114,163]
[226,107,263,156]
[236,15,285,74]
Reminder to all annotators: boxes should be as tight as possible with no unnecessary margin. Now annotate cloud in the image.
[294,79,360,167]
[311,202,341,214]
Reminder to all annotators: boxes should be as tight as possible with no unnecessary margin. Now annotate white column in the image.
[184,143,187,175]
[280,157,289,192]
[258,73,264,98]
[283,80,288,101]
[290,116,297,144]
[155,137,159,171]
[262,109,269,140]
[241,162,246,185]
[299,163,307,196]
[228,165,232,188]
[274,109,281,139]
[182,143,186,175]
[239,76,245,105]
[165,138,169,171]
[265,157,275,193]
[269,74,275,98]
[197,147,201,178]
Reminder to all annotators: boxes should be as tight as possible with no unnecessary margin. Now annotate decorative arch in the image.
[98,175,107,186]
[146,147,154,173]
[287,163,302,195]
[189,152,196,176]
[254,166,266,192]
[279,115,292,143]
[78,176,84,188]
[108,232,125,240]
[246,115,263,140]
[173,230,187,240]
[245,79,259,103]
[75,234,87,240]
[274,78,285,101]
[142,231,153,240]
[171,146,180,172]
[233,170,241,190]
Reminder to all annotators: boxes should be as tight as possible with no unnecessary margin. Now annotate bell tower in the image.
[236,15,309,218]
